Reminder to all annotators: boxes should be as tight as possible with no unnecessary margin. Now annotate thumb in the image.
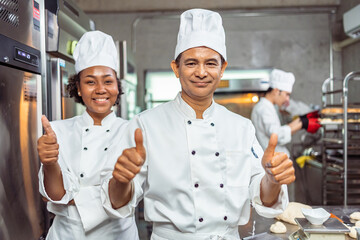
[263,133,278,162]
[134,128,145,158]
[41,115,56,138]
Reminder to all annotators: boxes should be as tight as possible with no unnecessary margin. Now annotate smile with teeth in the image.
[93,98,109,102]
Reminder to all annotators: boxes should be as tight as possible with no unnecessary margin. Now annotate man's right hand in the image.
[112,128,146,183]
[37,115,59,165]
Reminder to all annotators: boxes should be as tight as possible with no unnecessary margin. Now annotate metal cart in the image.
[321,71,360,206]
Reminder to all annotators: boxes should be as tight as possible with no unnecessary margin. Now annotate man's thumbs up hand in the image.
[37,115,59,165]
[113,128,146,183]
[262,134,295,185]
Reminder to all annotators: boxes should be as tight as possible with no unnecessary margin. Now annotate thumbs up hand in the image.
[37,115,59,166]
[113,128,146,184]
[262,134,295,185]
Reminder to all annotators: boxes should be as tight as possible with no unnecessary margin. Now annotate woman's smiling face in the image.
[78,65,119,123]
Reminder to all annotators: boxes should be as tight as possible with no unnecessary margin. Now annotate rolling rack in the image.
[321,71,360,206]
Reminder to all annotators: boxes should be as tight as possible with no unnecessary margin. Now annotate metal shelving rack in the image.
[321,71,360,206]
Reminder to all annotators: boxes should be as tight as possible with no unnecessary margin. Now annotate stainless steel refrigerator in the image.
[45,0,93,121]
[0,0,46,239]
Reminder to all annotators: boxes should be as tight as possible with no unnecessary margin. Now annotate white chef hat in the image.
[269,69,295,93]
[174,8,227,60]
[73,30,118,74]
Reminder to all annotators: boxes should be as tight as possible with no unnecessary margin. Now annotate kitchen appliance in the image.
[214,69,271,119]
[0,0,46,239]
[343,4,360,39]
[44,0,94,121]
[289,218,349,240]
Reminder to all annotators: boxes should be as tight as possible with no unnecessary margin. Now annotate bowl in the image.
[301,208,330,225]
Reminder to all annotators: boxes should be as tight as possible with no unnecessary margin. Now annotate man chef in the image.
[251,69,321,157]
[101,9,295,240]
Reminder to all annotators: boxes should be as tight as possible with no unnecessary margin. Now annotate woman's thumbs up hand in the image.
[37,115,59,165]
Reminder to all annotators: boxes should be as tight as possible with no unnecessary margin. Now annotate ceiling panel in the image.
[73,0,340,13]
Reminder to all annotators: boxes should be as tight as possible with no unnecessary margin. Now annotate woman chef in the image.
[37,31,139,240]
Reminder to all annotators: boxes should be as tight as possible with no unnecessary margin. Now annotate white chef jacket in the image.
[102,93,288,240]
[251,97,291,156]
[38,111,139,240]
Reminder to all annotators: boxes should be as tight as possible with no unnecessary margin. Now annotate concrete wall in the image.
[336,0,360,102]
[90,11,340,109]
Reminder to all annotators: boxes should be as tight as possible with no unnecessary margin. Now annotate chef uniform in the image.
[38,31,139,240]
[102,9,289,240]
[251,69,295,156]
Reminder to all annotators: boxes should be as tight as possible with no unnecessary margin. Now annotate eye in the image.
[85,80,95,85]
[185,62,196,67]
[207,62,218,66]
[104,79,115,84]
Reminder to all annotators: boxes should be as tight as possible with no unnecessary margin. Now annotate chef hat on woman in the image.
[174,8,227,60]
[73,30,118,74]
[269,69,295,93]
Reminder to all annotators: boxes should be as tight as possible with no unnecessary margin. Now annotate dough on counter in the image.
[350,212,360,220]
[276,202,312,225]
[348,226,358,239]
[356,221,360,227]
[270,221,287,234]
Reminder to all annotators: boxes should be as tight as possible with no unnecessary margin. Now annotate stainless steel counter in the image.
[238,206,360,240]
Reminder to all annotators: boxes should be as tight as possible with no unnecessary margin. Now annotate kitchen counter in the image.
[238,205,360,239]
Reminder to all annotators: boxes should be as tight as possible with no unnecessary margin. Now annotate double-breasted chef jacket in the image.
[102,93,288,240]
[251,97,291,157]
[39,111,139,240]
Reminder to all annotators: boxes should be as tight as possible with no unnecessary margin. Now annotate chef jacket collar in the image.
[81,110,117,127]
[176,92,215,120]
[261,97,274,108]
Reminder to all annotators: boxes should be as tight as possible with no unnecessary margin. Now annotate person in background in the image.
[251,69,321,157]
[102,9,295,240]
[37,31,139,240]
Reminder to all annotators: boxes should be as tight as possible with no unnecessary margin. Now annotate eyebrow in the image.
[83,74,114,78]
[183,58,220,63]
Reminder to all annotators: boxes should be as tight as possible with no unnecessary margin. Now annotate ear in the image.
[76,82,81,96]
[170,60,180,78]
[220,61,228,77]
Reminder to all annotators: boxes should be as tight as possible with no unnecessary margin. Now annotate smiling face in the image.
[171,47,227,106]
[78,66,119,124]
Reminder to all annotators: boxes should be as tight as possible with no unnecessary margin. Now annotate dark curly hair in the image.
[66,73,123,106]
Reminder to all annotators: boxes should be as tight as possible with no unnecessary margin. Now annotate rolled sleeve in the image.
[38,164,78,204]
[101,178,142,218]
[250,178,289,218]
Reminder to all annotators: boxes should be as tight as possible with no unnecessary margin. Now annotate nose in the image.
[195,64,208,79]
[95,82,106,94]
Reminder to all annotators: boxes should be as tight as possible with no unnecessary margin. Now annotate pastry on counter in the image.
[350,211,360,220]
[270,221,287,233]
[276,202,311,225]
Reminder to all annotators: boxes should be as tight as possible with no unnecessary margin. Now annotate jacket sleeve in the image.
[260,107,291,146]
[101,115,147,218]
[248,124,289,218]
[38,153,79,205]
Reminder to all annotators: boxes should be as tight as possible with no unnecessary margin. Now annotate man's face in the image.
[275,89,291,107]
[171,47,227,103]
